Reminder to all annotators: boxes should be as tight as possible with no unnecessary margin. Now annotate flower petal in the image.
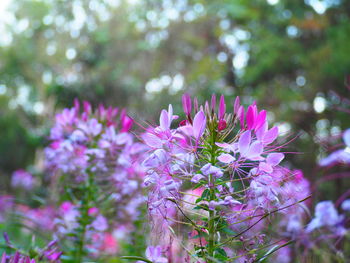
[246,105,257,130]
[193,111,206,140]
[218,95,226,119]
[246,141,263,160]
[159,109,169,130]
[142,133,163,148]
[263,126,279,144]
[343,128,350,147]
[255,110,266,130]
[218,153,235,164]
[259,162,273,173]
[266,153,284,166]
[239,130,251,155]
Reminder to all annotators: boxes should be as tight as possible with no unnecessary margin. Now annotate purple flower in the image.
[182,93,192,117]
[191,174,204,183]
[218,95,226,120]
[218,153,236,164]
[306,201,345,235]
[255,122,279,145]
[145,246,168,263]
[179,110,206,142]
[319,128,350,166]
[341,199,350,211]
[200,163,223,178]
[258,153,284,173]
[239,130,264,161]
[11,170,35,190]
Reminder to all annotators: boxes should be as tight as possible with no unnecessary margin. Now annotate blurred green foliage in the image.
[0,0,350,197]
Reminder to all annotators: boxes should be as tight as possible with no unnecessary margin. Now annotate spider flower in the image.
[141,94,305,262]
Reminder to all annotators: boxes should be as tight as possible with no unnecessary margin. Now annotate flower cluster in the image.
[1,234,61,263]
[43,101,147,259]
[45,100,146,218]
[11,170,36,191]
[0,194,56,232]
[141,94,309,262]
[54,201,119,256]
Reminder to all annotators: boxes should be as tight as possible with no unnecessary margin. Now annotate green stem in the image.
[207,129,218,262]
[74,172,95,263]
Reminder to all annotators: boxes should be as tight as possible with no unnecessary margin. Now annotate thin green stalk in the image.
[74,172,95,263]
[207,128,218,262]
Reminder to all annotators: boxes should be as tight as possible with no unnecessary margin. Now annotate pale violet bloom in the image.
[306,201,346,235]
[320,128,350,166]
[341,199,350,211]
[145,246,168,263]
[200,163,223,178]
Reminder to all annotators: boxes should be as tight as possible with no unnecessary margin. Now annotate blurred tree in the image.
[0,0,349,199]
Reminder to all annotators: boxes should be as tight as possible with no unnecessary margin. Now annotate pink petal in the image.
[218,153,235,163]
[182,93,191,116]
[159,109,169,130]
[194,97,199,112]
[218,95,226,119]
[239,130,251,155]
[193,111,206,140]
[246,141,263,159]
[142,133,163,148]
[179,125,194,137]
[259,162,273,173]
[255,110,266,131]
[246,105,257,130]
[168,104,174,121]
[233,96,240,114]
[216,142,231,148]
[211,94,216,112]
[238,106,245,128]
[266,153,284,166]
[263,126,279,144]
[216,142,236,152]
[256,122,268,141]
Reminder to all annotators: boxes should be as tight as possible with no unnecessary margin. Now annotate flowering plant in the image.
[0,233,61,263]
[132,94,310,262]
[43,100,147,261]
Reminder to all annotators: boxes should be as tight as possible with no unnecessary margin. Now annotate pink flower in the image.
[182,93,192,117]
[258,153,285,173]
[238,130,264,160]
[179,110,206,142]
[218,95,226,120]
[11,170,35,190]
[145,246,168,263]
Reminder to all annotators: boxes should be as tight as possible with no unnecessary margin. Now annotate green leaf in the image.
[257,240,294,262]
[120,256,153,263]
[201,189,210,200]
[221,227,236,235]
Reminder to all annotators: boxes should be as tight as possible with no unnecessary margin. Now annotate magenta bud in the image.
[83,101,91,115]
[218,119,227,131]
[233,96,240,114]
[179,120,187,126]
[73,98,80,113]
[218,95,226,120]
[211,94,216,112]
[194,97,199,112]
[182,93,192,117]
[238,106,245,129]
